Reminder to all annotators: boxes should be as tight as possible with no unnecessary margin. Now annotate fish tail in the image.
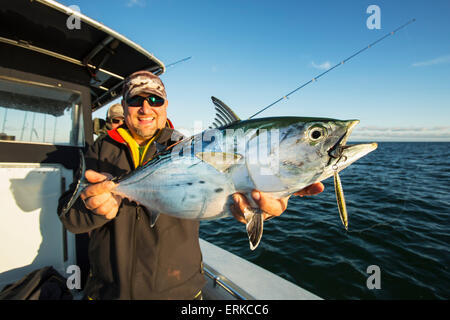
[244,207,264,250]
[61,149,87,215]
[333,170,348,230]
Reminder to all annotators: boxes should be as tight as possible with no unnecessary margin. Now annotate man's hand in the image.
[231,182,325,224]
[80,170,121,220]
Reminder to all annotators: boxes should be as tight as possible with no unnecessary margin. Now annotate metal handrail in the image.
[202,264,249,300]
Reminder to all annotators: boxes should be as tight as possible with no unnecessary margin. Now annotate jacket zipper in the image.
[117,135,151,299]
[130,209,140,299]
[121,139,140,300]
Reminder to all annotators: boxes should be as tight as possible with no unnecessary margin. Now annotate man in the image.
[58,70,324,300]
[106,103,125,130]
[92,104,124,138]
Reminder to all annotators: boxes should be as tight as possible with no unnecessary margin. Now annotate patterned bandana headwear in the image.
[122,70,167,101]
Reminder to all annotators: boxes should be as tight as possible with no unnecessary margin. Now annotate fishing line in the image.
[347,222,392,234]
[346,217,414,235]
[248,18,416,119]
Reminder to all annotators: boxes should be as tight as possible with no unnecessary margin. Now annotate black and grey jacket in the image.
[58,125,206,299]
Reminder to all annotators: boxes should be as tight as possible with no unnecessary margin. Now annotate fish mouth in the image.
[328,120,360,159]
[328,120,378,170]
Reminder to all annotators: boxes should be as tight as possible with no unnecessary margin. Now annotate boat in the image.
[0,0,320,300]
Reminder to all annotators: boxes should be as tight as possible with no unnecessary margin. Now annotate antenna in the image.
[248,19,416,119]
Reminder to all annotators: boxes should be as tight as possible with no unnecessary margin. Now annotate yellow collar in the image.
[116,128,162,168]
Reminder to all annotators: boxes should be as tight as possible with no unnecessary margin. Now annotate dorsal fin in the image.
[209,96,240,128]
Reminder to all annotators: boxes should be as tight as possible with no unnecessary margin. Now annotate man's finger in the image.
[230,204,246,224]
[231,192,284,223]
[85,169,109,184]
[231,193,250,224]
[232,193,250,214]
[83,192,111,210]
[94,196,119,217]
[293,182,325,197]
[80,180,116,199]
[251,190,289,216]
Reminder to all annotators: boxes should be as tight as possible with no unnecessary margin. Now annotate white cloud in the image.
[350,126,450,141]
[127,0,146,7]
[311,61,332,70]
[412,55,450,67]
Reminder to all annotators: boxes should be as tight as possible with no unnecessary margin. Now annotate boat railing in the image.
[202,263,252,300]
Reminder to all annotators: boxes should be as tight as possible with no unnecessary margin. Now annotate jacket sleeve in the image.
[57,139,112,234]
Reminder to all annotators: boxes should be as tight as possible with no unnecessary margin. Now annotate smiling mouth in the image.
[138,116,155,123]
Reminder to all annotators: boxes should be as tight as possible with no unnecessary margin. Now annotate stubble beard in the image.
[135,126,157,140]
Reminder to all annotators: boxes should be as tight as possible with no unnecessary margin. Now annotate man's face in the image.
[110,117,124,130]
[123,93,168,145]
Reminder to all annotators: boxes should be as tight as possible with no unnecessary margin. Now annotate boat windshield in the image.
[0,77,84,147]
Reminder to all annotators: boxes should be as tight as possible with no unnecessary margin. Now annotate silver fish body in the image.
[115,152,236,220]
[65,116,377,249]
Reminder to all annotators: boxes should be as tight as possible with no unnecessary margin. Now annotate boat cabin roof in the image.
[0,0,166,166]
[0,0,165,111]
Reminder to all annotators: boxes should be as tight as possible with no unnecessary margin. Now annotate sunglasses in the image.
[111,118,124,124]
[126,95,165,107]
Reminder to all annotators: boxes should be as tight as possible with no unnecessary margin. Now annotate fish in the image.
[63,97,377,250]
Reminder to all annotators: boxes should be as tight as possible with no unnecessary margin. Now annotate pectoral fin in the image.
[243,207,264,250]
[195,152,242,173]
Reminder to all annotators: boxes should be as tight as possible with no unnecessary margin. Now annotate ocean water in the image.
[199,142,450,300]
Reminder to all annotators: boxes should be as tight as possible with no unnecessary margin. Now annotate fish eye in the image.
[308,126,327,141]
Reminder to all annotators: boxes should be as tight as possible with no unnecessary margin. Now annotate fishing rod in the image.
[248,18,416,119]
[165,56,192,69]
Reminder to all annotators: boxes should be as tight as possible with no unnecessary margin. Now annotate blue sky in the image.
[61,0,450,141]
